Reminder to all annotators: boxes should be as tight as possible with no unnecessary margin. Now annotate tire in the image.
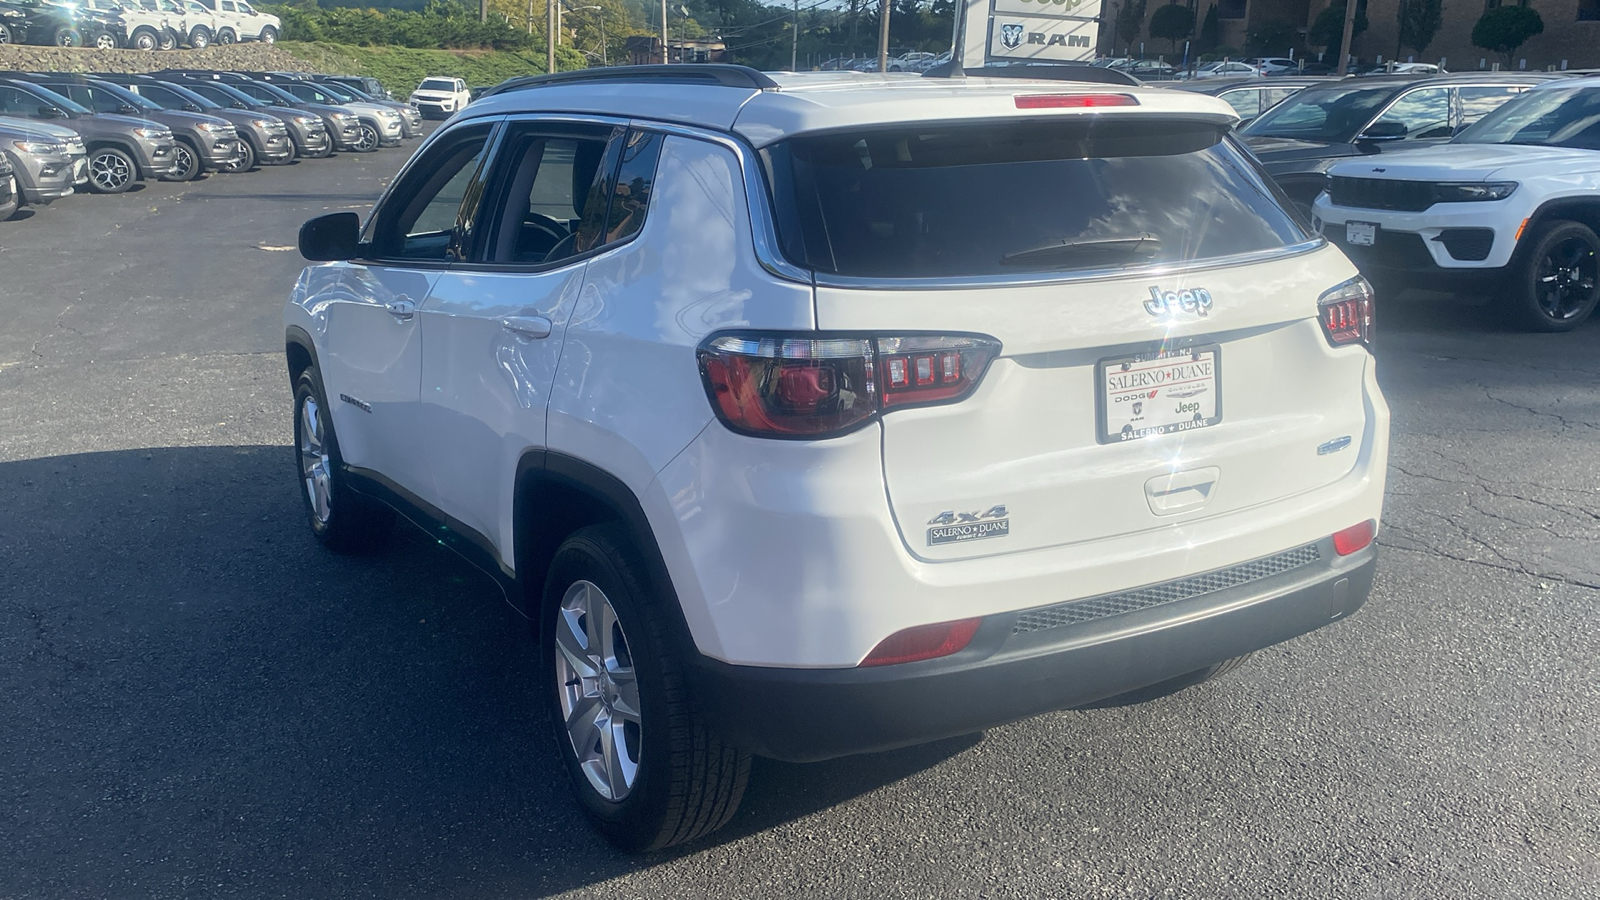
[188,26,210,49]
[130,25,158,50]
[352,121,379,152]
[293,366,395,553]
[222,138,255,173]
[1078,654,1255,709]
[86,147,136,193]
[166,139,201,182]
[53,26,82,47]
[216,27,235,44]
[0,22,13,43]
[92,30,118,50]
[543,524,750,852]
[260,25,277,43]
[1503,220,1600,332]
[158,27,178,50]
[0,173,18,222]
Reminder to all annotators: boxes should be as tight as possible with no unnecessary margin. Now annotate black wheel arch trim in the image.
[1520,198,1600,250]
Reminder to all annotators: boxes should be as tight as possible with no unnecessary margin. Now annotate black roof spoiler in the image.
[481,64,779,99]
[922,62,1141,87]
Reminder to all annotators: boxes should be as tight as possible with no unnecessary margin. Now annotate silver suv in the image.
[0,115,85,208]
[0,78,176,193]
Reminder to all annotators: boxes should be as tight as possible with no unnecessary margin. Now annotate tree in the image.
[1397,0,1442,55]
[1245,20,1298,56]
[1116,0,1148,47]
[1472,4,1544,67]
[1197,3,1220,54]
[1148,3,1194,53]
[1310,0,1367,50]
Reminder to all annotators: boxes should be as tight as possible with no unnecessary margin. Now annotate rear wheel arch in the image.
[514,452,691,649]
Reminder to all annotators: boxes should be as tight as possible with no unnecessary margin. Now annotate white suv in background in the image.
[193,0,277,43]
[1315,78,1600,330]
[287,65,1390,851]
[407,76,470,119]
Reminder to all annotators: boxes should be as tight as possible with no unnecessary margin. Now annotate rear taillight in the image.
[1317,277,1376,349]
[697,333,1000,438]
[859,617,983,667]
[1333,519,1376,556]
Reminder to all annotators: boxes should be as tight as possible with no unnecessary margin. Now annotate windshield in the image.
[765,118,1308,279]
[1241,83,1398,142]
[25,84,92,115]
[315,82,357,101]
[1454,86,1600,149]
[419,79,457,92]
[96,82,163,111]
[333,83,375,100]
[199,82,264,108]
[162,82,223,110]
[253,81,300,105]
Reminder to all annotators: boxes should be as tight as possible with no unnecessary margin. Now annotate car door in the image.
[413,120,643,559]
[314,120,495,497]
[1363,86,1454,142]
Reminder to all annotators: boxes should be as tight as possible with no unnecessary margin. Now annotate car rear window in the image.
[763,118,1309,279]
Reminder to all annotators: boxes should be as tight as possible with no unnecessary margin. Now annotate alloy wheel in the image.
[94,32,117,50]
[89,152,131,191]
[298,395,332,525]
[173,144,195,180]
[353,124,378,151]
[554,579,642,802]
[1534,236,1599,323]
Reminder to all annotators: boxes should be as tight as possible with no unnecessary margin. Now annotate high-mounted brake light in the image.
[860,617,983,667]
[697,333,1001,438]
[1015,93,1138,110]
[1317,277,1376,349]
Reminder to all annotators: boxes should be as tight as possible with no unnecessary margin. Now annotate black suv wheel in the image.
[1506,220,1600,332]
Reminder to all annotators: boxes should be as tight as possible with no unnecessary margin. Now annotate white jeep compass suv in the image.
[286,65,1390,851]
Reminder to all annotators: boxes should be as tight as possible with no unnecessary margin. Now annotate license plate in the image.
[1097,346,1222,444]
[1346,221,1378,247]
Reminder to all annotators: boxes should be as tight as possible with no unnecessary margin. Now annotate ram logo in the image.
[1000,23,1024,49]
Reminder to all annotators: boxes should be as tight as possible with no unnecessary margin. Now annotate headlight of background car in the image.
[292,114,316,126]
[1432,182,1518,202]
[195,122,229,133]
[132,127,170,140]
[13,140,65,154]
[250,118,275,130]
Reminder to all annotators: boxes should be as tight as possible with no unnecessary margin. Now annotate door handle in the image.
[385,296,415,321]
[501,315,553,340]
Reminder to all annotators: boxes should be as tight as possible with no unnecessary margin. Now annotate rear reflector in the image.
[1015,93,1138,109]
[859,618,983,667]
[1333,520,1376,556]
[1317,277,1376,349]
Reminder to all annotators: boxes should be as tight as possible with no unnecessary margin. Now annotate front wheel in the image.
[158,27,178,50]
[215,27,235,44]
[221,138,255,173]
[187,26,210,49]
[130,25,158,50]
[1504,220,1600,332]
[86,147,136,193]
[53,25,82,47]
[260,25,277,43]
[352,122,379,152]
[293,366,395,553]
[92,30,118,50]
[0,21,12,43]
[543,525,749,852]
[166,139,201,181]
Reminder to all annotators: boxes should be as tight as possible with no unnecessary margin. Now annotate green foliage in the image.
[1115,0,1148,45]
[262,0,538,50]
[1197,4,1220,54]
[1472,4,1543,65]
[1245,20,1298,55]
[280,40,586,95]
[1309,0,1367,51]
[1397,0,1442,54]
[1148,3,1194,53]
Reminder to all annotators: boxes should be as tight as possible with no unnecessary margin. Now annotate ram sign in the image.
[959,0,1101,65]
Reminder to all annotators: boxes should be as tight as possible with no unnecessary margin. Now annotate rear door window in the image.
[1219,89,1262,119]
[765,118,1308,279]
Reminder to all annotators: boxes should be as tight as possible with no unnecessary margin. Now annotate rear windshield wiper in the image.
[1000,234,1162,268]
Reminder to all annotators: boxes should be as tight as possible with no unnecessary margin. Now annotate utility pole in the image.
[791,0,799,71]
[1336,0,1358,76]
[877,0,889,72]
[547,0,557,72]
[662,0,669,63]
[480,0,487,24]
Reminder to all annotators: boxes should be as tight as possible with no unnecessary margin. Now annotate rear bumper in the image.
[690,540,1376,762]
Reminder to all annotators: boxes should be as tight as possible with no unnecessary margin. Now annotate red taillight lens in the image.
[1015,93,1138,109]
[1317,277,1376,348]
[1333,519,1376,556]
[697,333,1000,438]
[859,617,983,667]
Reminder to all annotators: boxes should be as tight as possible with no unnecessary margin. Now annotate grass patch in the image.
[279,41,585,97]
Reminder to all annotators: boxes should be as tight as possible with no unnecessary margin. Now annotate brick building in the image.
[1104,0,1600,70]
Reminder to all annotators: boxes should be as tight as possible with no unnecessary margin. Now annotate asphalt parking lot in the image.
[1,145,1596,900]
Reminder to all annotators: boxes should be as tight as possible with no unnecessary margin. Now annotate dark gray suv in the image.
[23,75,238,182]
[0,115,85,207]
[0,78,176,193]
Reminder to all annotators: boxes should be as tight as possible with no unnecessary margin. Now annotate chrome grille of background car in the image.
[1012,544,1324,634]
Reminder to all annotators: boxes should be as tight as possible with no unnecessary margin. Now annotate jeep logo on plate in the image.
[1145,286,1214,317]
[928,505,1010,545]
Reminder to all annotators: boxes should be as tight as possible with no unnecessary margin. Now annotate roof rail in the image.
[481,64,780,99]
[923,63,1141,87]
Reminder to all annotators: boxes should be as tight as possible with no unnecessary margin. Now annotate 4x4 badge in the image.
[1145,286,1214,317]
[928,505,1010,545]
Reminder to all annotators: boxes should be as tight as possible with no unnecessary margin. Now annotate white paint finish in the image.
[655,357,1386,667]
[545,134,813,498]
[307,262,437,483]
[418,265,587,561]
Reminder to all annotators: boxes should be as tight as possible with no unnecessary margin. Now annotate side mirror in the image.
[299,211,361,261]
[185,101,202,112]
[38,105,66,119]
[119,103,140,114]
[1358,120,1408,142]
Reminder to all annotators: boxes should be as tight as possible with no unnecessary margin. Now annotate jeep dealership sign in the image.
[958,0,1101,65]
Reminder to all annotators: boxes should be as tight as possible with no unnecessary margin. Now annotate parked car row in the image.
[0,68,426,221]
[0,0,278,49]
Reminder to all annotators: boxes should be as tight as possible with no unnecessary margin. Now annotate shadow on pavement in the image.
[0,445,969,898]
